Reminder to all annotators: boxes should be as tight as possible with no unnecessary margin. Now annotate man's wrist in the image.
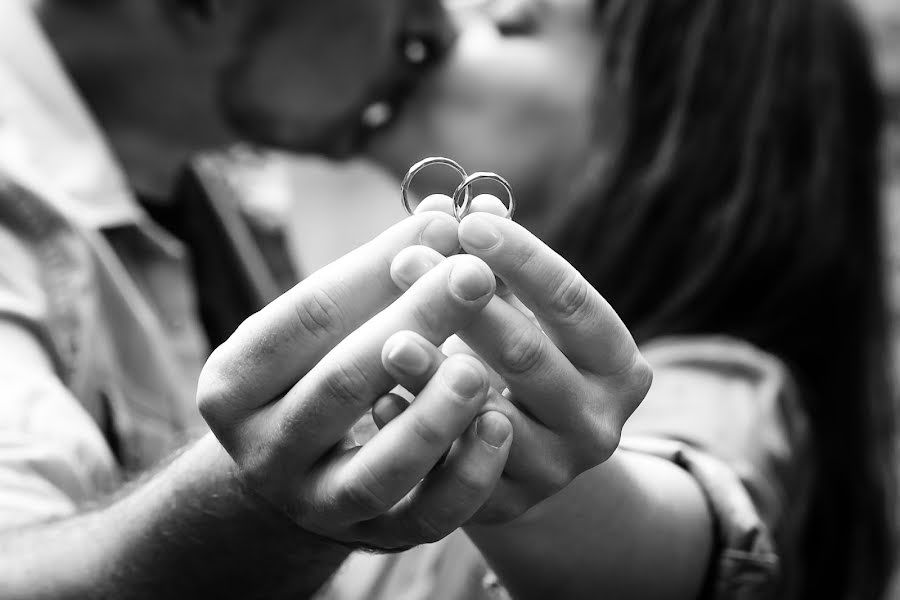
[99,434,352,598]
[191,433,357,552]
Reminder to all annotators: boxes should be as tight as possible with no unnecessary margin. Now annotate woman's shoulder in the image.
[624,336,812,598]
[626,334,809,458]
[636,335,803,430]
[626,334,812,545]
[639,335,794,391]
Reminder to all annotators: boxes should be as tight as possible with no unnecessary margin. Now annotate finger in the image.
[379,332,505,475]
[390,246,447,290]
[458,213,639,376]
[464,194,515,297]
[441,335,506,392]
[382,328,504,401]
[372,393,409,429]
[352,411,512,548]
[459,298,587,427]
[329,355,491,522]
[380,331,599,499]
[390,236,522,306]
[382,330,445,395]
[469,193,510,218]
[274,255,497,464]
[390,245,637,498]
[378,333,456,468]
[415,194,508,219]
[414,194,455,216]
[391,248,567,408]
[380,330,577,488]
[199,212,460,421]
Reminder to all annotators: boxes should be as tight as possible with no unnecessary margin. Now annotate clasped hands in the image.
[198,196,652,551]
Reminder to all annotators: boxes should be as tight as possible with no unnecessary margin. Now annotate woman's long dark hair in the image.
[552,0,897,597]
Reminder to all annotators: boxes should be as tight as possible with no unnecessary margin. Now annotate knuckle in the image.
[602,353,654,417]
[411,514,448,544]
[580,415,621,464]
[409,296,454,337]
[548,273,592,322]
[196,359,233,427]
[319,360,372,409]
[408,411,450,448]
[450,464,492,498]
[293,286,347,341]
[195,380,220,425]
[508,240,540,278]
[335,471,392,518]
[607,351,654,393]
[499,327,547,376]
[629,356,655,402]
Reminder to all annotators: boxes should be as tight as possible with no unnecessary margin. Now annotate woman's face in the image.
[366,0,604,219]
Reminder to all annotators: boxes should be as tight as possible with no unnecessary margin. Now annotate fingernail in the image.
[442,358,486,400]
[476,412,512,449]
[393,252,441,287]
[419,217,459,255]
[372,395,407,429]
[386,338,432,376]
[449,260,494,301]
[460,216,501,251]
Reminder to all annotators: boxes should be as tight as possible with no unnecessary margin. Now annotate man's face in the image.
[216,0,456,156]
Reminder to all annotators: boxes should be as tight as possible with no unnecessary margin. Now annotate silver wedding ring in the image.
[401,156,469,216]
[401,156,515,221]
[452,171,515,221]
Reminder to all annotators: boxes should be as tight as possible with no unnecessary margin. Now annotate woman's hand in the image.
[375,196,653,524]
[197,211,513,551]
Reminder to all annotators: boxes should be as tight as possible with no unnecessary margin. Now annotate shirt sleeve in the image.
[0,178,119,530]
[621,337,812,599]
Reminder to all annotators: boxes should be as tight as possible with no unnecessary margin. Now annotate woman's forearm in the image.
[467,451,714,600]
[0,434,350,600]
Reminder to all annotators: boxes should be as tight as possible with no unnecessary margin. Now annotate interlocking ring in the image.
[401,157,516,222]
[452,172,516,221]
[401,156,470,217]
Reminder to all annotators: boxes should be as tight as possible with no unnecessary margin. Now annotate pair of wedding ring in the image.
[401,157,516,221]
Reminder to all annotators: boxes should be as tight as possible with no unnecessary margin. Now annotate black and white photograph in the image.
[0,1,899,598]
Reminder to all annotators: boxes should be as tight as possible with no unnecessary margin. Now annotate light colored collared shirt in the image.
[0,0,208,527]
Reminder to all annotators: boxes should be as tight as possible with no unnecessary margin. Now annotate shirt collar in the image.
[0,1,144,229]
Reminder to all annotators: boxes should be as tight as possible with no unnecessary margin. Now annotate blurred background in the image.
[856,0,900,369]
[855,3,900,593]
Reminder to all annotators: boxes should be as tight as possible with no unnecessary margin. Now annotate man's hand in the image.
[197,211,513,550]
[373,196,653,524]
